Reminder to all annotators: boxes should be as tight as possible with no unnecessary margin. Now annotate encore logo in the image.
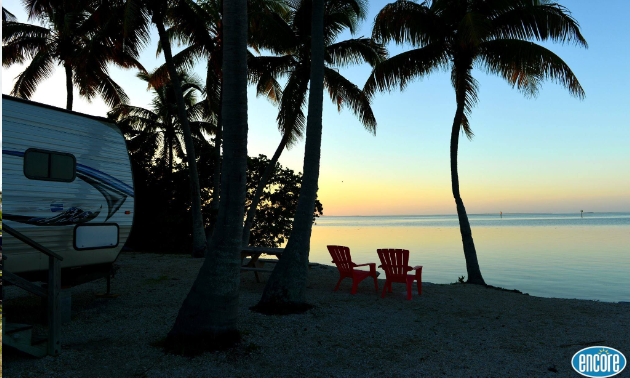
[572,346,627,378]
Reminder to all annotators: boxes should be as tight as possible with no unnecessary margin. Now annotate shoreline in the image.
[3,251,629,377]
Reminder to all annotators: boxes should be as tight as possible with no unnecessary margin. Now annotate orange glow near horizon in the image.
[316,172,630,216]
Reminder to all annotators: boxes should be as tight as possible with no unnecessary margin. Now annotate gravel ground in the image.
[3,252,629,378]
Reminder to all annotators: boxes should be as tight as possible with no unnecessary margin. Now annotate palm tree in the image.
[123,0,208,258]
[254,0,370,313]
[2,0,144,110]
[166,0,249,352]
[151,0,290,241]
[244,0,385,247]
[108,70,214,183]
[365,0,587,284]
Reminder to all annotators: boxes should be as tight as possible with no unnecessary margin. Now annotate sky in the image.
[2,0,630,215]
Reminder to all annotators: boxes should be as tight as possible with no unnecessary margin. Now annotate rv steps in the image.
[2,319,48,358]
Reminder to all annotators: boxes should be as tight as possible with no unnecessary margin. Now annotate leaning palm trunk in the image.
[154,14,207,258]
[167,0,248,352]
[254,0,324,313]
[242,131,290,246]
[64,63,73,111]
[451,69,485,285]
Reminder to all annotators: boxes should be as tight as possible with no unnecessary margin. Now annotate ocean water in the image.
[307,213,630,302]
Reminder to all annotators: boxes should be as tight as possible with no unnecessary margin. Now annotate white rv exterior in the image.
[2,95,134,275]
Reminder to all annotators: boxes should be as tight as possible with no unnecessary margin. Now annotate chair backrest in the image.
[377,249,410,282]
[327,245,354,275]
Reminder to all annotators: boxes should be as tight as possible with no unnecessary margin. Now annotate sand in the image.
[2,252,629,377]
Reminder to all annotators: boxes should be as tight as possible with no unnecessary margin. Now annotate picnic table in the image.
[241,247,284,282]
[240,247,317,282]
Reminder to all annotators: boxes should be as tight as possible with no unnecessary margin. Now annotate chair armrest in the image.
[355,263,376,273]
[412,266,422,272]
[354,263,375,267]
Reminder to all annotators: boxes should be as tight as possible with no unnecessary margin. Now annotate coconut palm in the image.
[2,0,144,110]
[108,71,214,182]
[365,0,587,284]
[122,0,208,258]
[166,0,249,352]
[150,0,290,241]
[253,0,373,312]
[244,0,385,247]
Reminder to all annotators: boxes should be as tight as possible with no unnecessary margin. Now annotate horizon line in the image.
[320,211,630,217]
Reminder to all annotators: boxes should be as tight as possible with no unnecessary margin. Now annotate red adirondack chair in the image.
[327,245,379,294]
[377,249,423,300]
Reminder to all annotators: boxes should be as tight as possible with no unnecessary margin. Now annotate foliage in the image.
[108,69,214,175]
[248,0,386,146]
[247,154,323,247]
[122,138,323,252]
[2,0,144,107]
[366,0,587,138]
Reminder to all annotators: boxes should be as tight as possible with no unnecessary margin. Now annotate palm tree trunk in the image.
[166,0,247,351]
[168,132,174,202]
[169,134,173,178]
[451,69,486,286]
[64,63,73,111]
[242,131,290,246]
[208,80,223,239]
[254,0,325,313]
[153,13,207,258]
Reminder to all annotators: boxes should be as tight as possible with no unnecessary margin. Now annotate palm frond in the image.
[324,67,376,134]
[248,54,297,82]
[150,44,206,88]
[364,42,448,96]
[372,0,443,46]
[2,22,51,67]
[478,38,585,99]
[325,37,387,67]
[10,48,55,99]
[451,67,479,139]
[256,73,283,105]
[248,0,296,54]
[489,1,587,47]
[277,67,310,145]
[93,73,130,107]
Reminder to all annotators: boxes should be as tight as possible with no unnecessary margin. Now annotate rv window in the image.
[24,149,76,182]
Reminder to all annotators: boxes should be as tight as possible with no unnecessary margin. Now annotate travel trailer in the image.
[2,95,135,285]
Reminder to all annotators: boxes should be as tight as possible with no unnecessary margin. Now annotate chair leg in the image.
[372,274,378,291]
[406,280,412,300]
[417,279,422,296]
[351,280,359,295]
[381,280,388,298]
[334,277,343,291]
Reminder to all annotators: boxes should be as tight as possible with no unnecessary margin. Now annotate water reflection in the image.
[309,221,630,302]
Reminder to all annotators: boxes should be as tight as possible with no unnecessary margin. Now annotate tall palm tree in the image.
[244,0,385,247]
[365,0,587,284]
[108,70,214,182]
[166,0,249,352]
[255,0,369,312]
[151,0,290,241]
[2,0,144,110]
[149,0,224,241]
[123,0,208,258]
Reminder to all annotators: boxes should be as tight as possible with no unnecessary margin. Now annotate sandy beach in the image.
[3,251,629,377]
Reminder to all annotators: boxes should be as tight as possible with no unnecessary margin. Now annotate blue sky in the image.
[2,0,629,215]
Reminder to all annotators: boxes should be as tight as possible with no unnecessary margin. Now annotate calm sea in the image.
[308,213,630,302]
